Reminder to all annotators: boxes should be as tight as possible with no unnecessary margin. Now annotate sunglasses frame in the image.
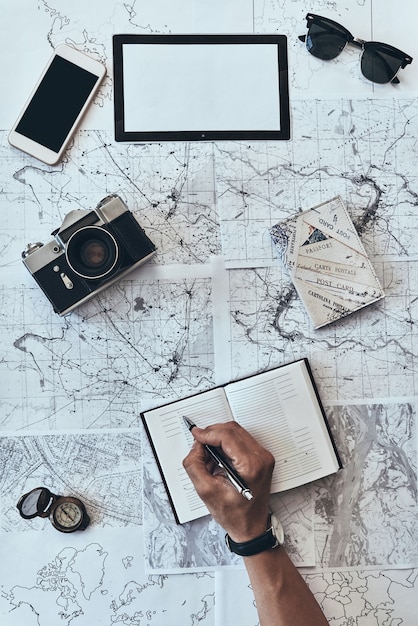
[299,13,413,84]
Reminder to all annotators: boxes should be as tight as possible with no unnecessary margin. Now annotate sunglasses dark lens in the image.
[361,43,403,83]
[306,19,350,60]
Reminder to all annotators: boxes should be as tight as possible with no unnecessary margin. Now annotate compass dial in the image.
[51,499,84,531]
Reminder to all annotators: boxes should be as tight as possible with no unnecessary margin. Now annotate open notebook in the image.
[141,359,341,524]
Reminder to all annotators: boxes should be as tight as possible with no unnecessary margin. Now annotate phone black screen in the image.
[15,55,99,153]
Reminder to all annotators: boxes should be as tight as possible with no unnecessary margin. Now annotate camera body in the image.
[22,195,156,315]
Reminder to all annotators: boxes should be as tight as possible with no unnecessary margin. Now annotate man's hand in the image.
[182,422,275,542]
[183,421,330,625]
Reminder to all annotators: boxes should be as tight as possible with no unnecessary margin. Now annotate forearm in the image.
[244,547,328,626]
[182,423,329,625]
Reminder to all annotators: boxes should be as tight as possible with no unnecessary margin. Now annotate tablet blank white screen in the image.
[123,43,281,133]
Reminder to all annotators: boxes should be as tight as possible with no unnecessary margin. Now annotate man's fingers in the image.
[183,440,206,472]
[192,422,256,455]
[183,441,229,501]
[191,422,275,477]
[183,441,215,484]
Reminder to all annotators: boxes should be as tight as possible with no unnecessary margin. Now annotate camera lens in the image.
[66,226,119,279]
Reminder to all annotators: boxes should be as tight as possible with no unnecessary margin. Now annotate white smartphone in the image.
[8,44,106,165]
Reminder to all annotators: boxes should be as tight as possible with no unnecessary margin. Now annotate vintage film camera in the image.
[22,194,156,315]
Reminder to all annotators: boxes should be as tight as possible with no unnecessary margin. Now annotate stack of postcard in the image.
[270,196,385,329]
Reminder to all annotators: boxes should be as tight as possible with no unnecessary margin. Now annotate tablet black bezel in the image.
[113,33,290,142]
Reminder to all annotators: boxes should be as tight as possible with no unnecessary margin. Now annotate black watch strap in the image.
[225,516,281,557]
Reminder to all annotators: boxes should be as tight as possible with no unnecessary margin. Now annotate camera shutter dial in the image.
[22,242,44,259]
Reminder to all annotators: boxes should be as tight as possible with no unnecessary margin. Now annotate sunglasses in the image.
[299,13,413,84]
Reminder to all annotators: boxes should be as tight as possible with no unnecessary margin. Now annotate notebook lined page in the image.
[143,388,233,523]
[224,361,337,492]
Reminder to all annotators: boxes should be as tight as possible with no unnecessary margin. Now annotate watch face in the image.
[51,498,85,532]
[270,512,285,545]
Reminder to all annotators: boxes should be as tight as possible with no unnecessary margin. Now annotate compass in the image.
[17,487,90,533]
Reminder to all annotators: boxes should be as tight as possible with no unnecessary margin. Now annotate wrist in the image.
[226,515,270,544]
[225,513,284,557]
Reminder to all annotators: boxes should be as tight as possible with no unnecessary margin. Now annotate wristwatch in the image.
[17,486,90,533]
[225,513,284,557]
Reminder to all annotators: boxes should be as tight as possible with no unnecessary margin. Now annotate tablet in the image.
[113,34,290,142]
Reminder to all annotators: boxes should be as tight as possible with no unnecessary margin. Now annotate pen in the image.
[182,416,254,501]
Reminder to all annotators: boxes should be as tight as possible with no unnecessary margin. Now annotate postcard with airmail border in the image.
[270,196,385,329]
